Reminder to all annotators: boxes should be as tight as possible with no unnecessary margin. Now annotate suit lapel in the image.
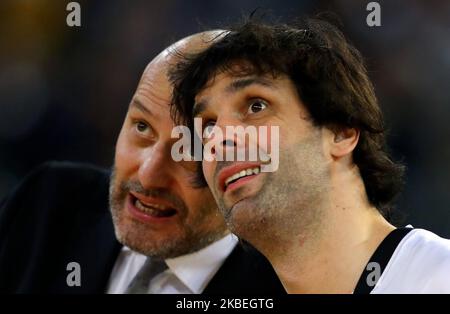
[52,211,122,293]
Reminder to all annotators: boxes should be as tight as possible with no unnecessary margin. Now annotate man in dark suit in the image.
[0,31,285,294]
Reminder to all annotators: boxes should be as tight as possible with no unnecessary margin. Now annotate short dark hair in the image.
[169,16,405,218]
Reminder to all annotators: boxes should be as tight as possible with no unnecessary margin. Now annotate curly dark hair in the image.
[168,16,405,218]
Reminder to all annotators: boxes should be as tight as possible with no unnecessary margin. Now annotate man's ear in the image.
[329,127,360,158]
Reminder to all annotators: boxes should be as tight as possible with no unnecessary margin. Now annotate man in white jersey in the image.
[361,227,450,293]
[168,17,450,293]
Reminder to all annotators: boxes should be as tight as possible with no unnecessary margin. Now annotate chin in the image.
[117,227,177,257]
[227,200,259,232]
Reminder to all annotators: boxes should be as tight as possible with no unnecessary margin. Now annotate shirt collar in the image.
[165,233,238,293]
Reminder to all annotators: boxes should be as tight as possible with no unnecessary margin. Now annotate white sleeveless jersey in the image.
[371,229,450,294]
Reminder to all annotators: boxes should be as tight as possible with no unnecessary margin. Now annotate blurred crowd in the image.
[0,0,449,236]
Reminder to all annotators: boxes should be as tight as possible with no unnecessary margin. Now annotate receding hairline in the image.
[139,30,228,84]
[153,30,228,67]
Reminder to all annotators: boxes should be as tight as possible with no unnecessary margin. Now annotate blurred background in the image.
[0,0,449,236]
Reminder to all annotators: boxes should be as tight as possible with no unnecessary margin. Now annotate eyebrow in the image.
[129,98,153,116]
[225,76,276,94]
[193,76,276,117]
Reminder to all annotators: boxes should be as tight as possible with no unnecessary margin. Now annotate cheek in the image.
[202,161,215,188]
[178,159,198,172]
[278,121,308,147]
[279,128,292,147]
[115,129,138,174]
[179,188,218,222]
[258,123,277,150]
[185,189,214,208]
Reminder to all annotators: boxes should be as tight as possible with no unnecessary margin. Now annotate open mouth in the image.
[223,166,261,191]
[129,194,177,219]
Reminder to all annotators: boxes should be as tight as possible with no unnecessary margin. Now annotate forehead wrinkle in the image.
[224,76,277,94]
[130,97,153,116]
[137,85,170,106]
[135,75,171,110]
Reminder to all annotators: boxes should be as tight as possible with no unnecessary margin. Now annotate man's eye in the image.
[247,100,268,114]
[136,121,148,133]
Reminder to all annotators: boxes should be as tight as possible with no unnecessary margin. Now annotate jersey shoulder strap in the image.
[353,227,413,294]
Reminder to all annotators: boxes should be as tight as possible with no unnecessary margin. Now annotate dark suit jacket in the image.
[0,162,285,294]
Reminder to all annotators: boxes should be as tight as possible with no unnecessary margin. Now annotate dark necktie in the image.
[125,257,168,294]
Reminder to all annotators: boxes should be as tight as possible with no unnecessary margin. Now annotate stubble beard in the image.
[215,131,329,258]
[109,168,228,258]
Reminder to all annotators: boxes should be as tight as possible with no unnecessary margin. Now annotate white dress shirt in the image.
[106,233,238,294]
[371,228,450,293]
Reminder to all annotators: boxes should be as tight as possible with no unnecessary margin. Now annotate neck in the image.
[265,166,395,294]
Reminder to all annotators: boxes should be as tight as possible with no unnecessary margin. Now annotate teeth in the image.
[135,199,157,215]
[135,199,169,215]
[224,167,261,188]
[144,201,167,210]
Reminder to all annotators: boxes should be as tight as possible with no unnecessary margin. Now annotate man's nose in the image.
[211,118,245,158]
[138,144,172,189]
